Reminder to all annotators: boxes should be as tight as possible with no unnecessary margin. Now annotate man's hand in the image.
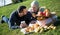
[20,23,28,28]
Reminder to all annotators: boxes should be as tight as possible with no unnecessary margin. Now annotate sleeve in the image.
[25,12,36,25]
[28,12,36,20]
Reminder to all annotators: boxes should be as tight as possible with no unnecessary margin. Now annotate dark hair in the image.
[40,8,45,12]
[18,6,26,13]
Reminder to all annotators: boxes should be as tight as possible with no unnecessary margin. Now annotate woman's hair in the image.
[31,0,39,8]
[18,6,26,13]
[39,7,50,12]
[46,8,50,12]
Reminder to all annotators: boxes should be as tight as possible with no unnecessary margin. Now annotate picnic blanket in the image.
[20,12,57,34]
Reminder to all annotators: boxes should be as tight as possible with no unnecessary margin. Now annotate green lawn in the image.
[0,0,60,35]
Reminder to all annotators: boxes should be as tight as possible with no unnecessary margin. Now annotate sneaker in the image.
[0,15,5,23]
[1,20,5,23]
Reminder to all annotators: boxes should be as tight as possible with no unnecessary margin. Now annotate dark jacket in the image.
[9,10,35,26]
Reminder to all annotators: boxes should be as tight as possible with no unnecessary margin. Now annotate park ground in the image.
[0,0,60,35]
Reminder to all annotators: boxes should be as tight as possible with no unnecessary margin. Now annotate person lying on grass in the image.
[36,8,57,29]
[28,0,39,18]
[1,6,36,29]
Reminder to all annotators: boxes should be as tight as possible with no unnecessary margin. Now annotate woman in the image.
[36,8,57,27]
[28,0,39,18]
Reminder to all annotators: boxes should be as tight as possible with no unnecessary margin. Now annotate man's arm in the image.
[25,12,36,25]
[8,11,20,29]
[8,12,16,29]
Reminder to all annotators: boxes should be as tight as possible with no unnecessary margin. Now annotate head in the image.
[31,1,39,12]
[44,9,50,12]
[44,9,50,17]
[39,7,46,12]
[18,6,27,17]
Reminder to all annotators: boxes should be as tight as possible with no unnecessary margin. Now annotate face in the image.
[18,9,27,17]
[18,13,24,17]
[23,9,27,15]
[44,9,49,12]
[31,5,38,12]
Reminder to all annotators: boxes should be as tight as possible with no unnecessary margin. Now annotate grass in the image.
[0,0,60,35]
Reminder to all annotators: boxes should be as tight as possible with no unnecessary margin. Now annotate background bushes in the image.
[12,0,26,3]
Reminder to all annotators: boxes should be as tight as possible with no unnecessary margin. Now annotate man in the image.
[1,6,35,29]
[28,0,39,18]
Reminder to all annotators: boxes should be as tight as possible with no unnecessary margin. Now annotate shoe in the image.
[1,20,5,23]
[0,15,5,23]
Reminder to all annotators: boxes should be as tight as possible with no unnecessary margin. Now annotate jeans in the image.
[2,16,20,29]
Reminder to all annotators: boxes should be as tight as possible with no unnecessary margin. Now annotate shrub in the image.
[12,0,27,4]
